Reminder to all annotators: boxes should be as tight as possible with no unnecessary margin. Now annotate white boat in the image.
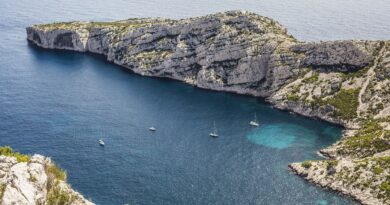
[249,113,259,127]
[99,139,105,146]
[149,126,156,131]
[209,121,219,137]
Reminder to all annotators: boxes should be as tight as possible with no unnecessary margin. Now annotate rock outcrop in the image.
[0,146,93,205]
[26,11,390,205]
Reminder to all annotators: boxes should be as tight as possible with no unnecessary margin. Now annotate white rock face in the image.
[0,155,94,205]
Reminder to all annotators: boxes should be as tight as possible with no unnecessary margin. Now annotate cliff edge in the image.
[26,11,390,205]
[0,146,93,205]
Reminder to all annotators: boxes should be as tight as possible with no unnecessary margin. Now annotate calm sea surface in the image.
[1,0,389,204]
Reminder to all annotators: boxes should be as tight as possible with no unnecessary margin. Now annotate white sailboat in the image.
[209,121,219,137]
[249,113,259,127]
[149,126,156,131]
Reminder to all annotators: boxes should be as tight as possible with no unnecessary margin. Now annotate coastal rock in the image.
[291,41,376,72]
[0,150,93,205]
[289,156,390,205]
[26,11,301,98]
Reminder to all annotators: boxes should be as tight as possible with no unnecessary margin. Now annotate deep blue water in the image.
[1,0,390,204]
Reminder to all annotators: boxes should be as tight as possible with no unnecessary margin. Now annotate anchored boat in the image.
[249,113,259,127]
[99,139,105,146]
[209,121,219,137]
[149,126,156,131]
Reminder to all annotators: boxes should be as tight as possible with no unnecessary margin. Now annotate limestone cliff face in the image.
[26,11,378,124]
[26,11,390,205]
[0,153,93,205]
[26,11,302,97]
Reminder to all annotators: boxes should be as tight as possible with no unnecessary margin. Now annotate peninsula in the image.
[26,11,390,205]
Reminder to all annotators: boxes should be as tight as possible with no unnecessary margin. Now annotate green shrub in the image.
[326,160,338,170]
[374,156,390,170]
[373,166,384,174]
[47,182,75,205]
[341,67,369,80]
[302,73,319,83]
[326,89,360,120]
[0,146,30,162]
[380,181,390,192]
[47,164,67,181]
[359,120,382,135]
[301,161,312,169]
[29,175,37,183]
[287,94,300,101]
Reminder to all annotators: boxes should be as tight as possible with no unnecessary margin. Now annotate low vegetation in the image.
[379,181,390,199]
[45,159,81,205]
[301,161,312,169]
[302,72,319,83]
[341,66,369,80]
[0,146,30,162]
[325,88,360,120]
[47,163,67,182]
[325,160,338,169]
[287,93,300,101]
[0,183,5,200]
[338,119,390,157]
[47,181,76,205]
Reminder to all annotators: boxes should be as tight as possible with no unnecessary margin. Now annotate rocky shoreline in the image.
[26,11,390,204]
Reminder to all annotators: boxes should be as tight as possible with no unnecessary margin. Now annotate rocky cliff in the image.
[0,146,93,205]
[26,11,390,205]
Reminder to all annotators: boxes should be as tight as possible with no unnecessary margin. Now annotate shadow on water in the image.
[26,40,342,128]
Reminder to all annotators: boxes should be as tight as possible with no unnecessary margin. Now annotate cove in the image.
[0,43,356,204]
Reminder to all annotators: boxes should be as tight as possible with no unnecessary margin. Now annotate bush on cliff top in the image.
[47,182,76,205]
[47,163,67,181]
[301,161,312,169]
[46,163,73,205]
[0,146,30,162]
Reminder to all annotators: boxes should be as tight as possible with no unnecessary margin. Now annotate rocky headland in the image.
[0,146,93,205]
[26,11,390,204]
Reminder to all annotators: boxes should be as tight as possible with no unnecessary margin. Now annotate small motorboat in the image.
[249,113,259,127]
[99,139,105,146]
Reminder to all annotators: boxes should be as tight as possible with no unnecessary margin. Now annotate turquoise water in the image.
[248,124,309,149]
[1,0,388,204]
